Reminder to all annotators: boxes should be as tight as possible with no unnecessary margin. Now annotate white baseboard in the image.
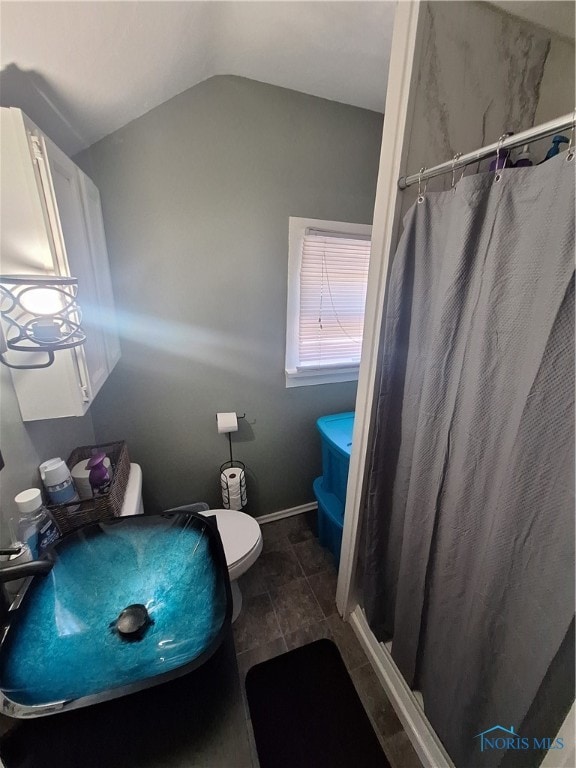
[256,502,317,525]
[348,605,454,768]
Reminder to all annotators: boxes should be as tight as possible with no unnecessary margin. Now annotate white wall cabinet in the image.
[0,107,120,420]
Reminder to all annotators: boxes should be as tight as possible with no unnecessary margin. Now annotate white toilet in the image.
[121,464,263,622]
[204,509,263,622]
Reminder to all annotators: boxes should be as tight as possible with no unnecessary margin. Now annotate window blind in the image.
[298,231,371,369]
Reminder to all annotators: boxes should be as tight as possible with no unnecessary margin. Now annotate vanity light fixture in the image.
[0,275,85,370]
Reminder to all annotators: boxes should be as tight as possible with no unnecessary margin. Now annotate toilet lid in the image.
[204,509,261,567]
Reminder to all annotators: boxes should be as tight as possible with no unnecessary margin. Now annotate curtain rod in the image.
[398,111,575,190]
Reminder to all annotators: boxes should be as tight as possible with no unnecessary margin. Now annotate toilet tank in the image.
[120,464,144,516]
[316,412,355,505]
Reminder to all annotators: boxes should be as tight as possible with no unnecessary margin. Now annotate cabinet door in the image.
[41,135,109,400]
[1,108,85,420]
[78,172,121,372]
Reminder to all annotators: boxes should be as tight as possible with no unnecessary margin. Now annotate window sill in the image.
[285,367,359,388]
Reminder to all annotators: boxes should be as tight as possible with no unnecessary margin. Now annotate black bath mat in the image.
[245,639,390,768]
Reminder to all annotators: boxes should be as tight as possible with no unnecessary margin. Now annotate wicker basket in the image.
[48,441,130,535]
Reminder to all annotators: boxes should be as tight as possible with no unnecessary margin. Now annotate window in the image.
[285,217,372,387]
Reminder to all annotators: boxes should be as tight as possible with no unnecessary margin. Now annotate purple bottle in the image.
[87,452,112,495]
[489,148,513,171]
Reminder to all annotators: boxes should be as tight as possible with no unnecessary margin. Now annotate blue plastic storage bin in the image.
[313,478,345,565]
[316,412,355,504]
[313,412,355,566]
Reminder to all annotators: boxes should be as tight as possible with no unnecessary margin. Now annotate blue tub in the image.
[313,412,355,566]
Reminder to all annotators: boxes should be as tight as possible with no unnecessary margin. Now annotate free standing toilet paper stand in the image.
[217,413,248,510]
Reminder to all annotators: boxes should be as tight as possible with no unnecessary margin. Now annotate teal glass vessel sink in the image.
[0,512,231,718]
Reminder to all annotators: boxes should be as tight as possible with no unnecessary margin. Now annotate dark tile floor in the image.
[234,514,423,768]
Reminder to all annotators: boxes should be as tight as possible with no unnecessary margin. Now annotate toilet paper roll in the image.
[221,467,247,510]
[217,412,238,434]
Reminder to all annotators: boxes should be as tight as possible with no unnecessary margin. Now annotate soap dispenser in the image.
[87,452,112,496]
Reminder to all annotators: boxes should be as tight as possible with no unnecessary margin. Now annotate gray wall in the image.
[76,75,383,516]
[0,367,95,544]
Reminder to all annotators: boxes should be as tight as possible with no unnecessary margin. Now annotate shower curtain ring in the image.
[417,167,427,203]
[494,134,507,182]
[566,108,575,161]
[451,152,463,191]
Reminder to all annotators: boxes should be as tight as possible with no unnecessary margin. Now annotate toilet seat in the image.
[204,509,263,580]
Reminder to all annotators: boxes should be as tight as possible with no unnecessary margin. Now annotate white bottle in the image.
[14,488,60,559]
[39,458,80,509]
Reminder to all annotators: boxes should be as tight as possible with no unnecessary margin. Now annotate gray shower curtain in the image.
[362,151,575,768]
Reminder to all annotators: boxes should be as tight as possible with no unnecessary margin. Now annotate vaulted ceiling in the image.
[0,1,395,155]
